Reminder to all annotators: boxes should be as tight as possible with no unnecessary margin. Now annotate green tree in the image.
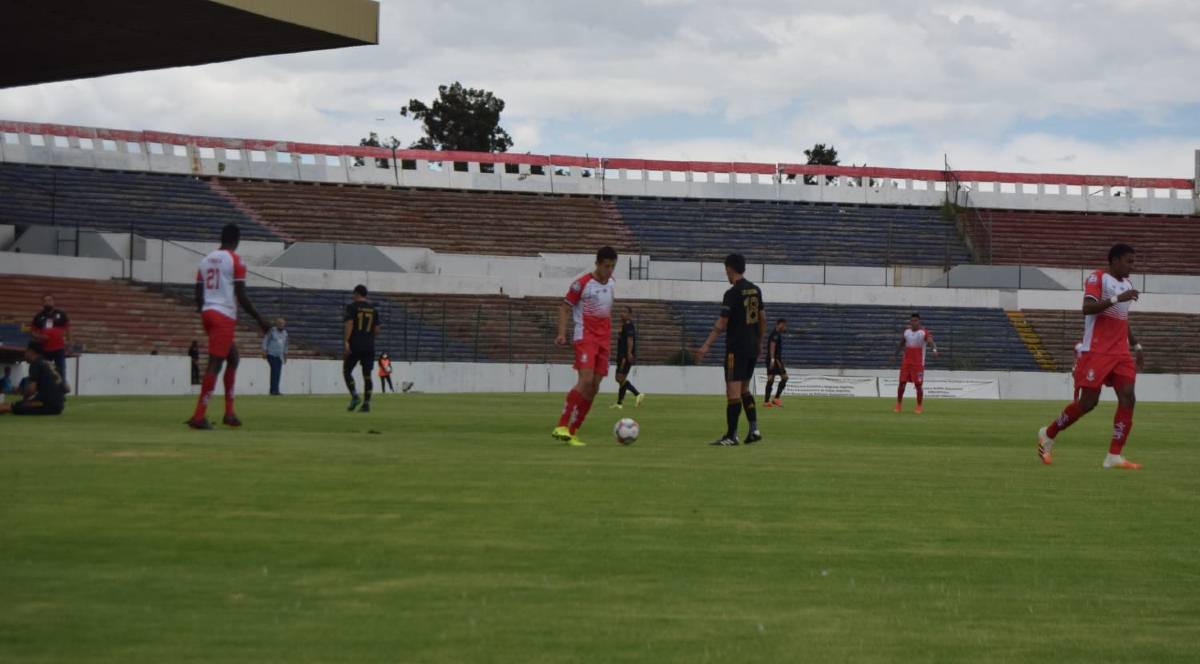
[400,82,514,152]
[803,143,839,184]
[355,131,399,168]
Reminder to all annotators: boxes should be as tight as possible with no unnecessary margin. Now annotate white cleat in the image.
[1102,454,1142,470]
[1037,426,1055,465]
[635,393,645,407]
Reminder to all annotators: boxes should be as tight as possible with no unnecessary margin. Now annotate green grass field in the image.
[2,393,1199,663]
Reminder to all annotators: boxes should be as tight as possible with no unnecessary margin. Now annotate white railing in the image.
[1,120,1196,214]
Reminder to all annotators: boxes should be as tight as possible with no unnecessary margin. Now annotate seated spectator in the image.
[0,342,66,416]
[0,366,12,394]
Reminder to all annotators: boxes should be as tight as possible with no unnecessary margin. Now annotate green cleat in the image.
[551,426,572,442]
[565,435,587,447]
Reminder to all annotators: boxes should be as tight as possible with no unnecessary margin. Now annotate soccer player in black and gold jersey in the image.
[343,284,381,413]
[764,318,788,407]
[612,306,644,409]
[696,253,765,446]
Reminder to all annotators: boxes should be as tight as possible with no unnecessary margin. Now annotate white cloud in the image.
[0,0,1197,177]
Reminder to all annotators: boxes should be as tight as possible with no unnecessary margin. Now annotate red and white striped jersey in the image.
[564,272,614,346]
[196,249,247,320]
[902,328,933,366]
[1080,269,1132,356]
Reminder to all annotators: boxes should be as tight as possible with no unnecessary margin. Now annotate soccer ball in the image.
[613,417,639,445]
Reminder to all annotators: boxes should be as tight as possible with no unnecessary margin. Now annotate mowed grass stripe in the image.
[2,394,1198,663]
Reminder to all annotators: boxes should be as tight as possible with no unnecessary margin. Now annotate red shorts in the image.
[573,339,610,377]
[202,310,237,358]
[1074,352,1136,391]
[899,364,925,385]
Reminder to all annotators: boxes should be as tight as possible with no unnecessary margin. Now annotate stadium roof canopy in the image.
[2,0,380,89]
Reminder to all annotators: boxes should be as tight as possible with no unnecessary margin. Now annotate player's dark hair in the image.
[911,313,921,319]
[220,223,240,246]
[26,341,43,354]
[776,318,786,325]
[1108,243,1135,263]
[353,284,368,297]
[596,246,618,262]
[724,253,746,274]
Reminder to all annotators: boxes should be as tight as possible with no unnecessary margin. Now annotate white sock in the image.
[1104,453,1125,466]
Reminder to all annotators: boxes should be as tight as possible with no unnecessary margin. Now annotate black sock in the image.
[626,382,640,397]
[345,375,357,398]
[765,379,774,404]
[775,378,787,399]
[742,392,757,430]
[364,376,373,403]
[618,381,628,404]
[726,399,742,438]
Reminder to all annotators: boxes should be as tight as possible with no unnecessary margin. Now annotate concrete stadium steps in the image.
[214,180,638,256]
[0,163,281,242]
[1021,309,1200,374]
[615,199,972,267]
[0,275,285,357]
[156,284,463,362]
[980,210,1200,274]
[668,302,1042,372]
[1004,311,1058,371]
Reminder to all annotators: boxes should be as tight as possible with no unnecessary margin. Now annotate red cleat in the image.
[763,401,774,408]
[892,403,901,413]
[914,405,924,414]
[771,398,782,407]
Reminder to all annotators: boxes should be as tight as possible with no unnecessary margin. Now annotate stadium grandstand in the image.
[0,118,1197,398]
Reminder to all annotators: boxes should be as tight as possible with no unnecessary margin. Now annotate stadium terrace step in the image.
[972,210,1200,274]
[214,180,636,257]
[1022,309,1200,374]
[1005,311,1057,371]
[0,163,281,243]
[0,275,318,357]
[616,199,971,267]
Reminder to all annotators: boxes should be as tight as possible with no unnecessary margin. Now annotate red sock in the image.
[192,372,217,420]
[569,396,593,435]
[916,385,924,406]
[223,366,237,416]
[558,389,582,428]
[897,384,906,404]
[1046,401,1085,439]
[1109,406,1134,455]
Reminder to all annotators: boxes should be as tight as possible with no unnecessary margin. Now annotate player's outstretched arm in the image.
[234,282,270,332]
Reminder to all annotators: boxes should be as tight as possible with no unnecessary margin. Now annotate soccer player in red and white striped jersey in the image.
[1037,244,1144,469]
[551,246,617,446]
[894,313,938,413]
[186,224,270,430]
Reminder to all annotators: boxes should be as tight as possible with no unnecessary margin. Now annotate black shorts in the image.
[617,357,635,375]
[344,347,375,374]
[12,400,63,416]
[766,359,787,376]
[724,351,758,383]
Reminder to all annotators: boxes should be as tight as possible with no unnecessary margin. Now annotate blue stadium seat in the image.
[0,163,281,242]
[669,302,1039,371]
[616,199,971,267]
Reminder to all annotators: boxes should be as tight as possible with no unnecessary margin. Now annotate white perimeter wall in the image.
[8,355,1195,403]
[9,253,1200,314]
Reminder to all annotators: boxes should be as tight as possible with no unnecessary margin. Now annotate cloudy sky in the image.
[2,0,1198,177]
